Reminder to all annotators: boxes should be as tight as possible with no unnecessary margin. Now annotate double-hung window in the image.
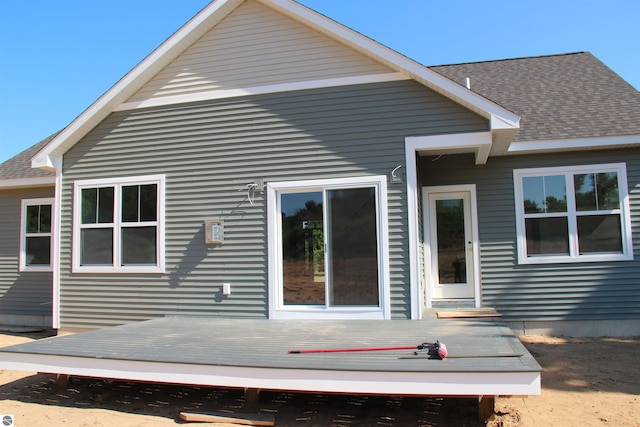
[20,198,54,271]
[268,176,390,319]
[73,175,165,273]
[514,163,632,264]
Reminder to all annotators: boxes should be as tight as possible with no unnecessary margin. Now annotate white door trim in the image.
[422,185,481,308]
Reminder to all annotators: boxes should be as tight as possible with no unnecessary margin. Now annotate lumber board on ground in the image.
[436,308,501,318]
[179,411,275,426]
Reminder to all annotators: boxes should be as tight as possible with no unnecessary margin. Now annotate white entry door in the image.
[423,186,479,303]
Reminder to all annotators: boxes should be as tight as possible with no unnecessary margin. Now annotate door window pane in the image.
[122,226,157,265]
[328,188,379,306]
[281,192,324,305]
[435,199,466,284]
[525,217,569,256]
[81,228,113,265]
[523,175,566,213]
[578,215,622,253]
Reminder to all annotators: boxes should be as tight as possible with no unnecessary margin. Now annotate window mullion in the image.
[323,189,330,309]
[138,186,142,223]
[113,184,122,268]
[565,173,579,257]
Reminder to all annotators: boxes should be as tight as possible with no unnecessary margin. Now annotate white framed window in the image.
[73,175,165,273]
[514,163,633,264]
[267,176,390,319]
[20,198,54,272]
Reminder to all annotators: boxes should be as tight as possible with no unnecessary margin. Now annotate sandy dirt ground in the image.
[0,332,638,426]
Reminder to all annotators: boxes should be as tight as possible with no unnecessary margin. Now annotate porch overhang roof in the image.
[30,0,519,172]
[406,131,496,165]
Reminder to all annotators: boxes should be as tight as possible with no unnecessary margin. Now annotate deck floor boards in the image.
[0,316,542,398]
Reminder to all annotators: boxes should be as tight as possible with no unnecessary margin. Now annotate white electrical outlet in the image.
[222,283,231,296]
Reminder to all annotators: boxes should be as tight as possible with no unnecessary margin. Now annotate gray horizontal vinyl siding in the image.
[0,187,54,325]
[60,80,487,328]
[420,149,640,322]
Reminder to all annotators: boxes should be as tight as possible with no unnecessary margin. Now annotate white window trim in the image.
[73,175,165,273]
[20,198,54,272]
[267,175,391,319]
[514,163,633,264]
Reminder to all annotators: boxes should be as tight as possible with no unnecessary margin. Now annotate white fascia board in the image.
[0,176,55,189]
[406,132,492,150]
[509,134,640,154]
[31,0,245,171]
[0,353,541,396]
[262,0,520,129]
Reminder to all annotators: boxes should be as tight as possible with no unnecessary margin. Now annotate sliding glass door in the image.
[280,187,380,309]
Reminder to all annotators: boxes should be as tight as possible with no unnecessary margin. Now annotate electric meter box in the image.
[205,221,224,245]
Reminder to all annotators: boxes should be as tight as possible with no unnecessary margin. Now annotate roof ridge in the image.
[429,51,589,68]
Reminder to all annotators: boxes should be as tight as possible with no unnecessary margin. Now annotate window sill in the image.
[20,266,53,273]
[272,307,387,320]
[518,253,634,265]
[72,266,165,274]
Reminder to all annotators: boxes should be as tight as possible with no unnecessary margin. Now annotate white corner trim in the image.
[52,170,62,329]
[114,73,409,111]
[509,134,640,153]
[404,141,421,319]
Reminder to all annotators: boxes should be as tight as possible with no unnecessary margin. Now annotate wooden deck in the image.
[0,316,541,403]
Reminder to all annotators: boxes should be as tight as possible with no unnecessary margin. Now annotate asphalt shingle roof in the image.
[431,52,640,142]
[0,133,58,180]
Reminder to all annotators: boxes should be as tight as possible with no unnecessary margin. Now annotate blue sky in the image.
[1,0,638,163]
